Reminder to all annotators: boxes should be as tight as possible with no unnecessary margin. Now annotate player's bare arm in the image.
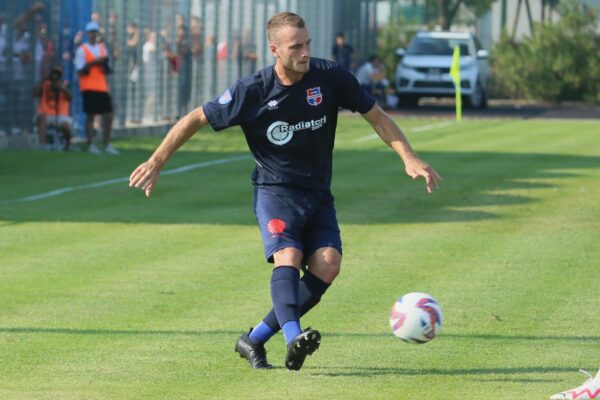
[129,106,209,197]
[362,104,441,193]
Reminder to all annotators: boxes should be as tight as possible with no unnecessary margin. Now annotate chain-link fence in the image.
[0,0,378,147]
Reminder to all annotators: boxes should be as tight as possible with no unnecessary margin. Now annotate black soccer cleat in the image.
[234,331,273,369]
[285,328,321,371]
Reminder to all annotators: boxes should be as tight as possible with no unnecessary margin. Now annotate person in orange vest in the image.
[74,21,119,155]
[33,65,72,151]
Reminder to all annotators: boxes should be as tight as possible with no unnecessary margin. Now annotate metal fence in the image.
[0,0,378,144]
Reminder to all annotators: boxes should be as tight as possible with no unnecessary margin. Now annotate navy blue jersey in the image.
[203,57,376,191]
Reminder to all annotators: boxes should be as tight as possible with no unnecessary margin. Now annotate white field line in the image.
[353,120,454,143]
[0,155,250,206]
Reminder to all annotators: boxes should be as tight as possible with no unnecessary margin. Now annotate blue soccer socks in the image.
[282,320,302,344]
[270,266,301,344]
[261,270,331,340]
[248,321,276,344]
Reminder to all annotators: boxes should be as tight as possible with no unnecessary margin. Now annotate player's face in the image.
[271,26,311,76]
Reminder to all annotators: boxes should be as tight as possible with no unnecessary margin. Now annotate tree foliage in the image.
[491,1,600,103]
[376,17,414,83]
[432,0,495,29]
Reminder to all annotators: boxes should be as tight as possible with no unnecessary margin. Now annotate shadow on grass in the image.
[0,149,598,225]
[1,327,593,380]
[307,365,578,379]
[1,327,599,343]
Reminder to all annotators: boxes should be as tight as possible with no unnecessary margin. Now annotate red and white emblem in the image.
[306,87,323,106]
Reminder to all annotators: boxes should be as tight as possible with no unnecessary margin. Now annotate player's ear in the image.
[269,43,278,58]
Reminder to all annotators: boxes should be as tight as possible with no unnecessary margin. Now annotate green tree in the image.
[431,0,495,29]
[491,0,600,103]
[376,16,414,83]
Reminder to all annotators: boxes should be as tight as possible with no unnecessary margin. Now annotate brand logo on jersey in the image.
[267,99,279,110]
[218,88,232,105]
[266,116,327,146]
[306,87,322,106]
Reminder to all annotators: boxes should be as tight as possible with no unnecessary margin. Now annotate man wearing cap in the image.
[74,21,119,154]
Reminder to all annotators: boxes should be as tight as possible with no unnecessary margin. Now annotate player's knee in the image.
[273,247,303,268]
[311,259,341,283]
[325,262,341,282]
[307,248,341,283]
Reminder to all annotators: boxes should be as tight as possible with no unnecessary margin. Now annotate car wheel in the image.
[465,81,485,108]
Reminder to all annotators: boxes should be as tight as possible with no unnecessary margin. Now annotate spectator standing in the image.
[34,22,54,81]
[106,11,119,61]
[235,28,258,78]
[161,25,177,120]
[142,30,157,123]
[175,23,191,118]
[10,2,46,137]
[190,16,203,59]
[74,21,119,155]
[0,14,9,136]
[0,13,6,74]
[126,21,141,123]
[331,32,354,71]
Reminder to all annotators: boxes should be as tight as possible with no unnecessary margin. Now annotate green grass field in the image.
[1,115,599,399]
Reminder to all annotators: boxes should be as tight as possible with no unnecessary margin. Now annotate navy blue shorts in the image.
[254,186,342,263]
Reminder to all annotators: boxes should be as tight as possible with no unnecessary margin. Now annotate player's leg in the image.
[294,190,343,317]
[281,192,341,369]
[278,248,341,371]
[305,247,341,283]
[249,190,340,337]
[235,187,307,369]
[257,247,339,337]
[253,188,308,343]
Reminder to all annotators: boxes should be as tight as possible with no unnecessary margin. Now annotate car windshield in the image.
[407,37,471,56]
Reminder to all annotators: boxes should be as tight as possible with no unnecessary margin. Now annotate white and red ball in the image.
[389,292,443,344]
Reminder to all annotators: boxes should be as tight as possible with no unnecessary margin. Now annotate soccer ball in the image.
[389,292,443,344]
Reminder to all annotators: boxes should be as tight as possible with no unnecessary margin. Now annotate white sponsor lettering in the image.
[266,116,327,146]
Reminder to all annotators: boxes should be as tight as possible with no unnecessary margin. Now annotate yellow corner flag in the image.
[449,45,462,122]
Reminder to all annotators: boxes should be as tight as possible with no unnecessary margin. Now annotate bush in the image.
[376,19,415,84]
[490,0,600,103]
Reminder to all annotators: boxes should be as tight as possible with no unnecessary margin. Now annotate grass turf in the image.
[0,116,599,399]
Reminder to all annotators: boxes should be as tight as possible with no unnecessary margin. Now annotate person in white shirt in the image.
[354,55,389,107]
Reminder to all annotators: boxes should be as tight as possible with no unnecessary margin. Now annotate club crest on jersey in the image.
[218,88,232,105]
[306,87,322,106]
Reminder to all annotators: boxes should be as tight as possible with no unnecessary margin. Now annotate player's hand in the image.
[129,161,161,197]
[404,158,441,194]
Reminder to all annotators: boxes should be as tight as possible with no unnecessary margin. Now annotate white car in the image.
[395,31,489,108]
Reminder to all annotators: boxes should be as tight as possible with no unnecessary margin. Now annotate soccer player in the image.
[129,12,441,371]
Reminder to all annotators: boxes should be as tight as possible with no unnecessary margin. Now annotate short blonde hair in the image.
[266,12,306,43]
